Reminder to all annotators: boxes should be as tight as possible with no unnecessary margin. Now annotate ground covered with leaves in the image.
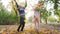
[0,24,60,34]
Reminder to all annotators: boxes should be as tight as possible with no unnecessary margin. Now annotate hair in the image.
[34,1,44,11]
[38,1,44,7]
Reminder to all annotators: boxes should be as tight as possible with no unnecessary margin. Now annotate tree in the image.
[54,10,60,23]
[44,0,60,10]
[9,0,18,16]
[0,2,20,25]
[44,0,60,22]
[40,8,51,24]
[0,3,10,24]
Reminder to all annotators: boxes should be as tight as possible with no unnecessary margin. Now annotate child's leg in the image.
[21,22,25,31]
[17,24,21,32]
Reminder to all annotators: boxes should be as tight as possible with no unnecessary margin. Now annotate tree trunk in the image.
[59,16,60,23]
[45,17,47,24]
[57,16,60,23]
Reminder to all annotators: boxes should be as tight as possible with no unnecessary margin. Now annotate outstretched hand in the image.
[25,0,27,8]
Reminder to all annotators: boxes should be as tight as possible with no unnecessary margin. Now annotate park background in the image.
[0,0,60,34]
[0,0,60,25]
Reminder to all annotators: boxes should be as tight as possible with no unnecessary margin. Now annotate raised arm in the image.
[25,0,27,8]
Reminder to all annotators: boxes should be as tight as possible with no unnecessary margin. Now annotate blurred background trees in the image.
[40,0,60,24]
[40,8,51,24]
[0,2,20,25]
[0,0,60,25]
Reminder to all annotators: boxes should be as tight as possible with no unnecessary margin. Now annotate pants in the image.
[17,16,25,31]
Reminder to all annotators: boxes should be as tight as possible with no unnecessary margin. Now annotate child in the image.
[14,0,27,32]
[33,1,44,30]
